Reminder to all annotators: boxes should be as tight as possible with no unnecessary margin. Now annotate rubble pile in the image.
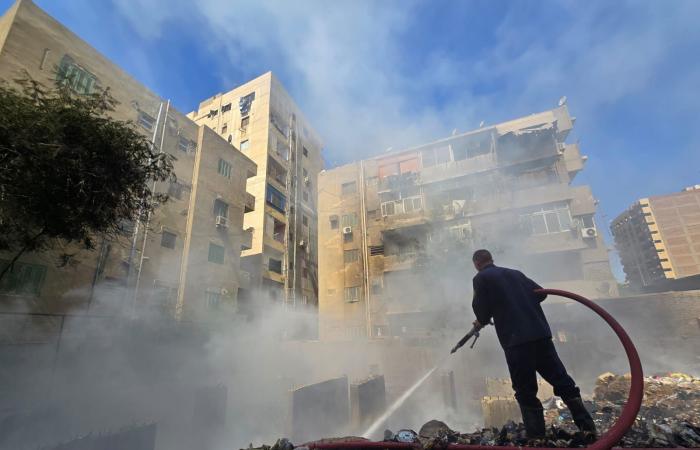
[543,372,700,447]
[247,373,700,449]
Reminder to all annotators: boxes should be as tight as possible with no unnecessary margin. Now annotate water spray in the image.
[362,324,488,439]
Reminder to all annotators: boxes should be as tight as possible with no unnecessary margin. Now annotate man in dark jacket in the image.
[470,249,596,439]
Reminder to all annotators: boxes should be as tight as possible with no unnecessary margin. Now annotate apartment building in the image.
[188,73,324,312]
[0,0,256,319]
[611,186,700,289]
[318,106,617,340]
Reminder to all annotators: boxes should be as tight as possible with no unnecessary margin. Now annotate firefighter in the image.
[470,249,596,439]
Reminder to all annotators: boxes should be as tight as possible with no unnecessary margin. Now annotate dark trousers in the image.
[504,338,580,409]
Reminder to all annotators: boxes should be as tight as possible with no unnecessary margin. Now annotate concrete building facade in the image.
[318,106,617,341]
[611,186,700,289]
[0,0,256,319]
[188,74,323,313]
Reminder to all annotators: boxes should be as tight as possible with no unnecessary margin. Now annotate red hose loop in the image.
[305,289,644,450]
[533,289,644,450]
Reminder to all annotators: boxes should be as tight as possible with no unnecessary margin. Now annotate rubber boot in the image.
[564,397,597,437]
[519,406,546,439]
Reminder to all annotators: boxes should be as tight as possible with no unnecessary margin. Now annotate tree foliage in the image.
[0,74,174,278]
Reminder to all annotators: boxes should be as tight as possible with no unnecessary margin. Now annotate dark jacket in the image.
[472,264,551,349]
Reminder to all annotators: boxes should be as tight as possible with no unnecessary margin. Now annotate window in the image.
[221,123,228,134]
[302,267,309,279]
[402,196,422,213]
[213,199,229,218]
[0,260,46,296]
[341,214,358,227]
[344,233,353,243]
[208,243,225,264]
[345,286,360,303]
[268,258,282,274]
[240,139,250,151]
[205,290,222,307]
[239,92,255,115]
[302,215,309,226]
[303,191,309,202]
[161,231,176,249]
[56,55,98,94]
[341,181,357,195]
[303,168,308,177]
[137,111,156,131]
[344,249,359,263]
[168,181,185,200]
[221,103,232,113]
[178,137,195,153]
[266,184,287,213]
[303,146,309,157]
[521,203,573,235]
[240,116,250,132]
[208,109,218,118]
[330,215,339,229]
[218,158,232,178]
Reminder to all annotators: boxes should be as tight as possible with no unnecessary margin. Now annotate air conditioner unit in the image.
[215,215,228,228]
[220,288,229,296]
[581,227,597,238]
[304,176,310,185]
[343,226,352,235]
[299,239,306,247]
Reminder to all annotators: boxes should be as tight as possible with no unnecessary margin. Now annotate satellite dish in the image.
[479,121,485,128]
[558,96,567,107]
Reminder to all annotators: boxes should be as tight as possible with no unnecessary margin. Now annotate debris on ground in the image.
[244,373,700,449]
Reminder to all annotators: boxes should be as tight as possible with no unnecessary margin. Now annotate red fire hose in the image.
[306,289,652,450]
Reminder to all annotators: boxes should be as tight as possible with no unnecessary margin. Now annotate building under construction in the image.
[318,106,618,341]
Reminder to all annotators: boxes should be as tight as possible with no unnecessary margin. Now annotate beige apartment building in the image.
[188,74,324,313]
[318,106,617,340]
[611,186,700,289]
[0,0,256,319]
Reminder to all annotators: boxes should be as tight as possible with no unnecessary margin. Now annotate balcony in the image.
[563,143,585,179]
[241,227,253,250]
[495,127,559,167]
[382,253,423,272]
[569,185,596,216]
[265,233,286,253]
[522,229,588,254]
[244,192,255,213]
[380,197,430,231]
[378,172,419,193]
[264,269,284,284]
[461,183,575,217]
[420,153,496,185]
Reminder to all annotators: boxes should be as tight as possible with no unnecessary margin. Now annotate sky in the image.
[2,0,699,281]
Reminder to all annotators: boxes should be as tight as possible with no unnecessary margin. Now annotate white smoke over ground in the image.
[3,1,700,447]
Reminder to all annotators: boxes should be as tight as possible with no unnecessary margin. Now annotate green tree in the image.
[0,75,174,281]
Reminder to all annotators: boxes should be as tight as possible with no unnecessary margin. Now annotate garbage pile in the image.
[245,373,700,449]
[542,372,700,447]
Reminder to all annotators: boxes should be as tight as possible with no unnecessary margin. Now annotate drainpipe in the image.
[135,100,171,306]
[359,160,372,338]
[126,101,164,316]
